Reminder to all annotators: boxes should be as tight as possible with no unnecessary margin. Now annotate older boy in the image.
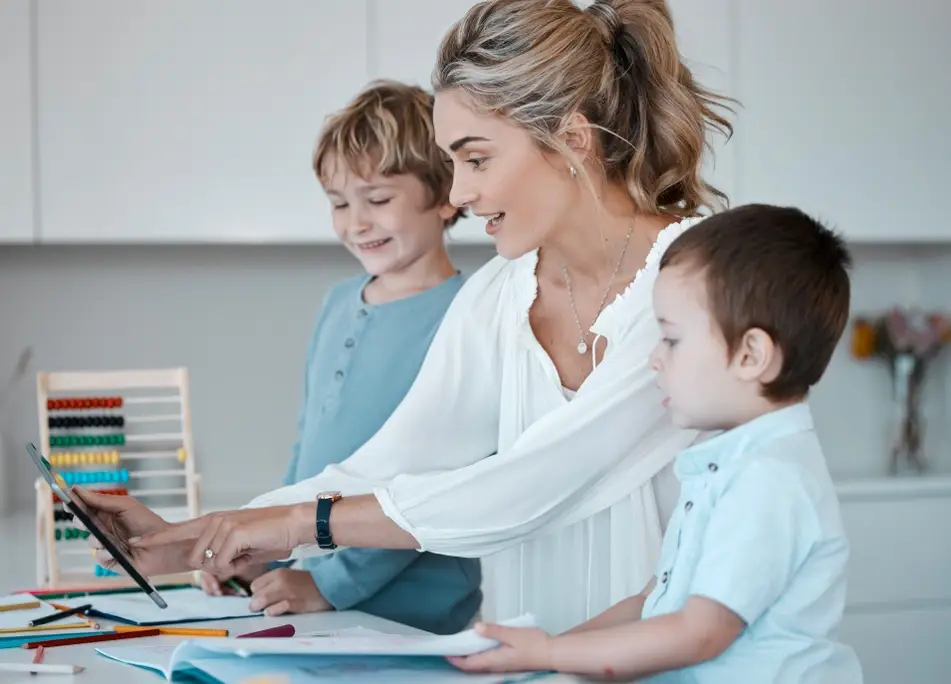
[201,80,481,635]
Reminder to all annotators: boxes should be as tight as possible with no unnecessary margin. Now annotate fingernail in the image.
[128,537,140,545]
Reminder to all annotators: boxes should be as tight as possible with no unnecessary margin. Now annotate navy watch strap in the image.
[315,497,336,549]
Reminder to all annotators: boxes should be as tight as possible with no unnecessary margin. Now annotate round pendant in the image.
[577,341,588,355]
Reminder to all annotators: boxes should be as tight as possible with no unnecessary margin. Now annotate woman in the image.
[78,0,733,635]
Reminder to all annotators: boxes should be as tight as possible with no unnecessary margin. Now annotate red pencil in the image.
[20,628,161,649]
[236,623,296,638]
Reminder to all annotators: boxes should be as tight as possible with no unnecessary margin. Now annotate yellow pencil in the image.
[0,601,41,613]
[113,625,229,637]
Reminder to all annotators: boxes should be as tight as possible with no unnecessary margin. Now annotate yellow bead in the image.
[177,448,187,463]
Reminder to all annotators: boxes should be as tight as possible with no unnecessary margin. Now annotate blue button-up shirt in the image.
[641,402,863,683]
[282,272,482,635]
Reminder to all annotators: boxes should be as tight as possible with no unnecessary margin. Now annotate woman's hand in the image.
[447,623,554,674]
[71,486,194,576]
[248,568,332,616]
[130,504,317,576]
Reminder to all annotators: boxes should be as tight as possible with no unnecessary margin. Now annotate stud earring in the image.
[569,165,577,178]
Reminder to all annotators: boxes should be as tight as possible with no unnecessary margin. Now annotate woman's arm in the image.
[138,298,696,577]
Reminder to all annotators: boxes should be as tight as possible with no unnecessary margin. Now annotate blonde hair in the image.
[432,0,734,216]
[313,79,464,226]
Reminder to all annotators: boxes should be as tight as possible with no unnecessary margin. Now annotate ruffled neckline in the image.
[513,216,704,336]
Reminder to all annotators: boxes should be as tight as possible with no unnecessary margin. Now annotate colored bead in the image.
[177,448,187,463]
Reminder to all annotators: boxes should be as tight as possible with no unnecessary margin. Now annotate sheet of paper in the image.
[0,594,90,633]
[98,619,546,683]
[186,654,546,683]
[57,587,261,625]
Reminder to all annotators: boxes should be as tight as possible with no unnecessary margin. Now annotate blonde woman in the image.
[77,0,734,635]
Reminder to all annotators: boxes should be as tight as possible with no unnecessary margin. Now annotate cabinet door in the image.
[668,0,736,212]
[0,0,35,243]
[37,1,368,243]
[734,0,951,241]
[370,0,488,244]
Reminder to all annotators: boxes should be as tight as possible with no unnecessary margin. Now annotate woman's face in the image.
[433,89,574,259]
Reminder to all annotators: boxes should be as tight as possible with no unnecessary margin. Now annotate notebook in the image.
[56,587,262,625]
[96,617,551,682]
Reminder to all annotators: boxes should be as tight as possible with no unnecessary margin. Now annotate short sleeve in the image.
[688,461,818,625]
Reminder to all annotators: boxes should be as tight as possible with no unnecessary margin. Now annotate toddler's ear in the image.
[733,328,780,383]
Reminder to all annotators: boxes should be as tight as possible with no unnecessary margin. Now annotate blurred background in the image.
[0,2,948,681]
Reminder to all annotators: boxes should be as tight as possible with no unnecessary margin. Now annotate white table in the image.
[0,510,577,683]
[0,609,434,683]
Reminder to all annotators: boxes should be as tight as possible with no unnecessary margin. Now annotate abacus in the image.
[34,368,201,588]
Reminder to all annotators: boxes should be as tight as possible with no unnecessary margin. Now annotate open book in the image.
[96,617,552,682]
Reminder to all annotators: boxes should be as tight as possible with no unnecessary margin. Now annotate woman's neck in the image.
[540,181,664,285]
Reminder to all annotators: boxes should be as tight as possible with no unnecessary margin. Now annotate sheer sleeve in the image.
[243,258,509,507]
[363,310,697,558]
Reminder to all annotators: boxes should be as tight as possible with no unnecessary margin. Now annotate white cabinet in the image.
[0,0,35,243]
[668,0,736,212]
[370,0,487,244]
[36,1,368,243]
[836,476,951,684]
[733,1,951,242]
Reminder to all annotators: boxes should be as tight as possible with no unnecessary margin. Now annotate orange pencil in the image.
[113,625,229,637]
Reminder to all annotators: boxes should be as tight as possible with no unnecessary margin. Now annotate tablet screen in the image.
[26,442,167,609]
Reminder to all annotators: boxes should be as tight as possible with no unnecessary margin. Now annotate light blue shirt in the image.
[641,402,863,683]
[281,272,482,635]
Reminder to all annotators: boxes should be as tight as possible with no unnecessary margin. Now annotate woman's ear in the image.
[560,111,594,166]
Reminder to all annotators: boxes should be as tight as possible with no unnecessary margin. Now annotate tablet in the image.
[26,442,167,609]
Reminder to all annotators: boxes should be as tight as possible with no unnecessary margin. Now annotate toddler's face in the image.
[323,161,455,277]
[649,263,744,431]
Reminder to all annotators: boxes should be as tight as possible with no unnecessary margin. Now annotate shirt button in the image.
[344,338,355,348]
[684,501,693,512]
[334,370,344,380]
[708,463,719,472]
[357,309,368,318]
[661,571,669,584]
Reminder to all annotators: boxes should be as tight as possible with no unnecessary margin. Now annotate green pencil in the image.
[30,583,194,601]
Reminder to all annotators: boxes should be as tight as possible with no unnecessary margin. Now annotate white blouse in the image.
[245,217,703,634]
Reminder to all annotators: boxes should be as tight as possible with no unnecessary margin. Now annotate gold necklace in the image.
[562,224,634,355]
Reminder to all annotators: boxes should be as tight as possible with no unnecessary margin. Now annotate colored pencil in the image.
[226,577,253,596]
[0,663,85,674]
[20,628,161,649]
[236,623,295,638]
[22,583,193,601]
[28,603,92,627]
[0,600,41,613]
[113,625,229,637]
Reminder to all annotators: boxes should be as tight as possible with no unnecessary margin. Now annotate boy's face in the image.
[323,162,456,276]
[649,263,747,431]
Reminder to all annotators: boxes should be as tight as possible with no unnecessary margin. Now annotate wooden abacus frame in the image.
[34,367,201,588]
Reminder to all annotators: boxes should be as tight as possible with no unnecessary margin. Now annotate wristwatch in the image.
[315,491,342,549]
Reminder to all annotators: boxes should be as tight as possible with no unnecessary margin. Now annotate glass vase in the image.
[888,352,927,474]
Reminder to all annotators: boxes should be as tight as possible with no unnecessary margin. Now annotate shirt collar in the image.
[675,402,815,478]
